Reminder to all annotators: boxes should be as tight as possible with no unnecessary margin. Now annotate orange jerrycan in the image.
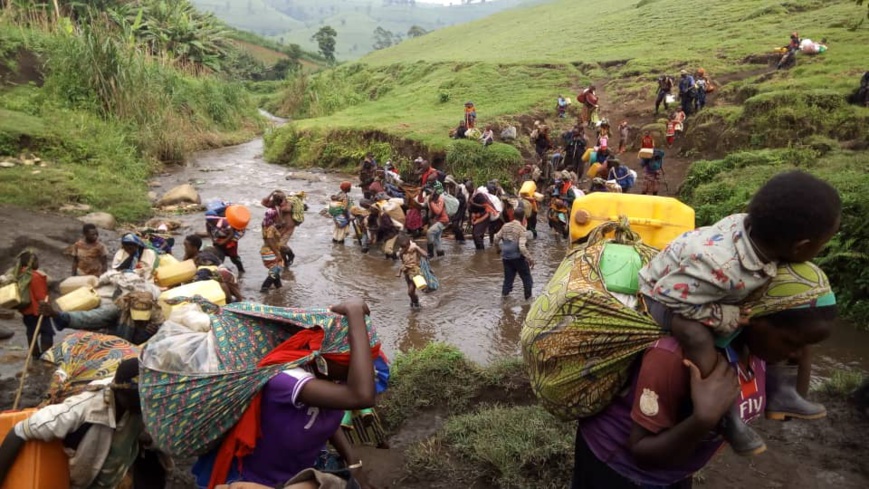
[0,409,70,489]
[569,193,695,250]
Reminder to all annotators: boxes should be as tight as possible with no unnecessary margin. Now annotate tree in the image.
[407,25,427,38]
[372,26,395,50]
[311,25,337,62]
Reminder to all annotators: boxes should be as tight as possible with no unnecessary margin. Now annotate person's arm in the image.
[100,244,109,275]
[629,355,739,467]
[493,227,504,245]
[414,243,428,259]
[71,244,79,276]
[296,298,375,410]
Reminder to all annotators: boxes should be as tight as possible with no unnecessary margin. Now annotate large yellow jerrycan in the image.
[569,193,695,250]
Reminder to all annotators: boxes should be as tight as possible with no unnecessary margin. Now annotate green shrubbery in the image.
[680,149,869,324]
[445,139,523,189]
[0,6,262,221]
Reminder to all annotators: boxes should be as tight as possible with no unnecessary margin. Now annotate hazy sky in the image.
[416,0,502,4]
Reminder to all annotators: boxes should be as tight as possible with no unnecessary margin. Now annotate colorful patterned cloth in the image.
[140,302,380,457]
[744,261,835,317]
[41,331,139,405]
[523,218,837,422]
[521,220,663,421]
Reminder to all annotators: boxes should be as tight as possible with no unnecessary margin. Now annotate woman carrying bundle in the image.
[194,298,379,489]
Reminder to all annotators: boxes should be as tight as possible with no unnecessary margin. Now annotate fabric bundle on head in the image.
[209,311,381,488]
[340,181,352,193]
[42,332,139,404]
[121,233,146,247]
[432,181,444,195]
[746,262,835,318]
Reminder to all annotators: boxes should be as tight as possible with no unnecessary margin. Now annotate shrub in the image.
[407,405,574,489]
[378,343,484,430]
[446,139,523,190]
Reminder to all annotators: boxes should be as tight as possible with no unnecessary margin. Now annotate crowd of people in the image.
[0,56,860,489]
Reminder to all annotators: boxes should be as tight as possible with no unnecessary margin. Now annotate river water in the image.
[153,135,571,365]
[152,131,869,378]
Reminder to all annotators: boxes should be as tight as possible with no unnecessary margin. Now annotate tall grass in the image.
[42,17,258,162]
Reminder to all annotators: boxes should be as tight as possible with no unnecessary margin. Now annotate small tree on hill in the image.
[311,25,337,63]
[407,25,427,38]
[373,26,396,50]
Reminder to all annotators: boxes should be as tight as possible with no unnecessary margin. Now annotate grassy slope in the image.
[268,0,866,166]
[194,0,543,59]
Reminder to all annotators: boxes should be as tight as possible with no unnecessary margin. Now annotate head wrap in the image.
[432,181,444,195]
[444,175,458,187]
[340,181,352,193]
[746,262,836,318]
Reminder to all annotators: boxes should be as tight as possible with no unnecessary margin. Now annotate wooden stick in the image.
[12,301,48,411]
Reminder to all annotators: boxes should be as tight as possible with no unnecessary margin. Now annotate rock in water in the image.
[158,184,201,207]
[79,212,117,230]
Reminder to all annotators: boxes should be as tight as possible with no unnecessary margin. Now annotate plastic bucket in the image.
[225,205,250,231]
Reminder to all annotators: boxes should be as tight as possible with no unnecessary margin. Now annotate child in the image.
[183,235,202,262]
[480,125,495,146]
[618,120,629,154]
[331,183,353,244]
[13,251,54,357]
[673,108,686,133]
[70,223,108,277]
[639,170,842,455]
[260,209,285,292]
[395,233,428,309]
[665,117,677,147]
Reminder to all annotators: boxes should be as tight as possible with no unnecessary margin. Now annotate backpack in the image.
[648,151,664,172]
[443,193,459,217]
[500,239,521,260]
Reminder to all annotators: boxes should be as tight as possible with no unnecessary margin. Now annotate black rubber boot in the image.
[427,243,434,257]
[284,247,295,267]
[260,276,275,292]
[436,250,445,257]
[721,406,766,456]
[765,363,826,421]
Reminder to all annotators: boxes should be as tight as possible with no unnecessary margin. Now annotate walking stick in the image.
[13,299,49,411]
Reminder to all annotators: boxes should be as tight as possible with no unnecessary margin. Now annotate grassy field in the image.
[265,0,867,170]
[193,0,545,59]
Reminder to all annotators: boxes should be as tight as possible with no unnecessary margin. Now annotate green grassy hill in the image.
[192,0,546,59]
[265,0,869,319]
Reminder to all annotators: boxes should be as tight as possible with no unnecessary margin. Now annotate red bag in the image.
[577,89,588,104]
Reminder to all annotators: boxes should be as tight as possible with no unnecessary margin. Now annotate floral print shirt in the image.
[639,214,778,335]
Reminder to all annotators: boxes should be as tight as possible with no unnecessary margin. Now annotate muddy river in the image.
[148,128,869,378]
[0,127,866,385]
